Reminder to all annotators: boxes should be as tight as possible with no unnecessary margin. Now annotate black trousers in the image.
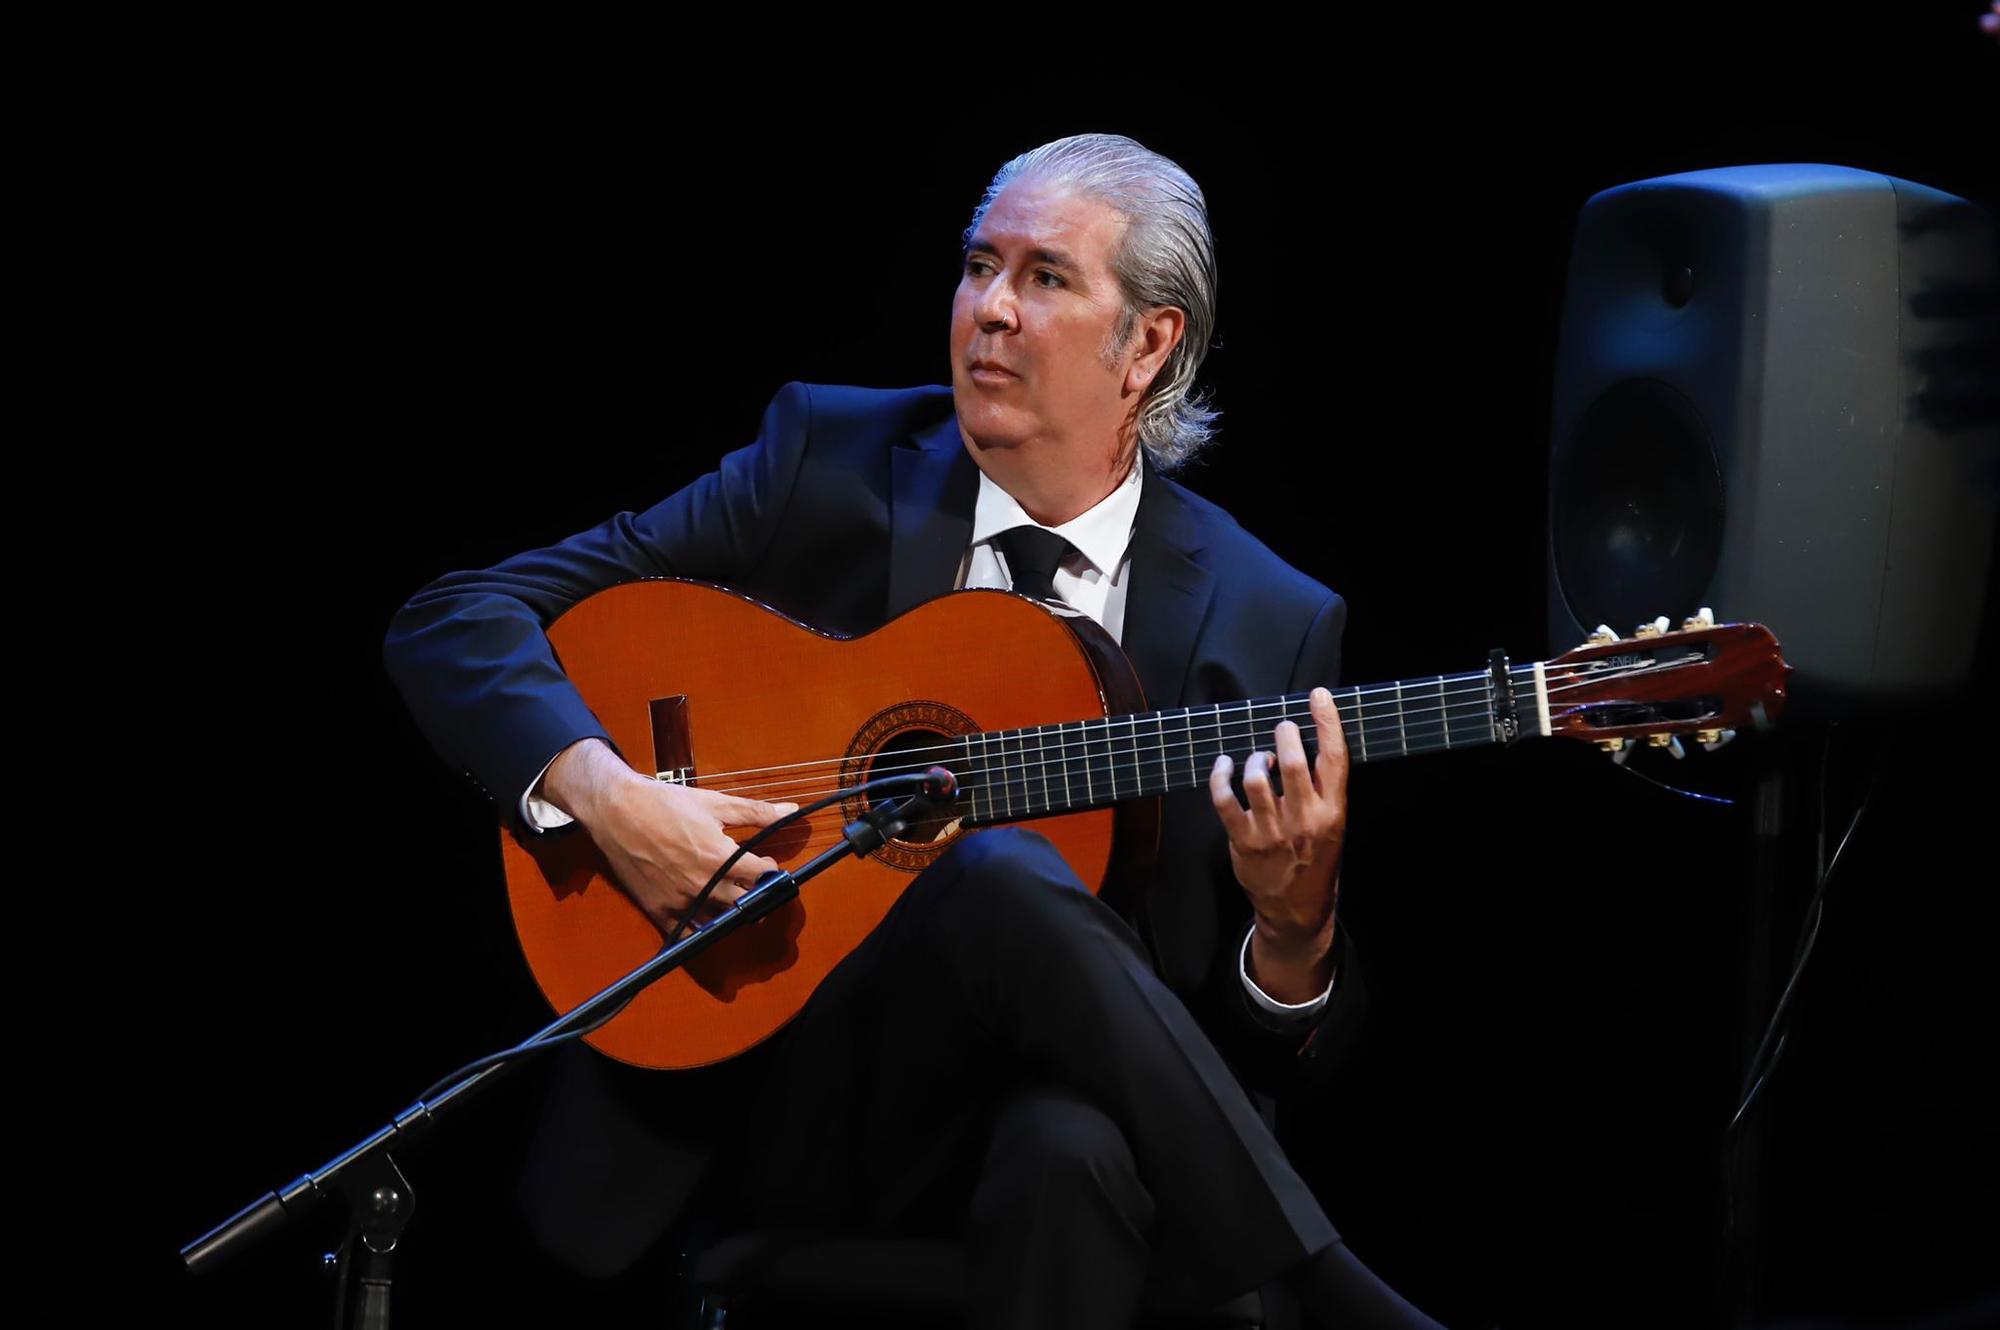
[725,827,1337,1327]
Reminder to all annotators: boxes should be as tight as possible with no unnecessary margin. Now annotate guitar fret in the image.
[1349,686,1367,761]
[1087,718,1111,805]
[1033,724,1049,816]
[1182,706,1197,790]
[1011,729,1029,817]
[991,731,1004,816]
[1120,716,1136,800]
[1005,729,1022,819]
[1057,722,1073,811]
[1154,713,1168,796]
[960,736,979,824]
[1076,720,1093,806]
[1122,714,1140,800]
[1017,725,1033,816]
[974,732,990,822]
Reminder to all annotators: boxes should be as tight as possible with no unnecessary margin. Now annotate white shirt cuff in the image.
[1239,923,1334,1020]
[521,750,576,831]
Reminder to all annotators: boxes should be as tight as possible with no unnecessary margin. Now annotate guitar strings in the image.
[684,652,1688,792]
[705,684,1513,798]
[685,670,1539,786]
[697,656,1707,803]
[715,707,1497,803]
[703,660,1705,804]
[700,664,1704,808]
[689,658,1662,790]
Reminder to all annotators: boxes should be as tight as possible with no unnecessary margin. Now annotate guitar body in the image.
[502,580,1151,1070]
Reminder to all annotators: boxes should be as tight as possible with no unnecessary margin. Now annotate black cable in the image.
[1727,725,1885,1133]
[1613,755,1738,807]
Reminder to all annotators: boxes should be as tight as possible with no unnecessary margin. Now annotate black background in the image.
[149,11,1997,1327]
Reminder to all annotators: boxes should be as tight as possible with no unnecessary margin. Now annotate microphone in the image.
[842,767,959,856]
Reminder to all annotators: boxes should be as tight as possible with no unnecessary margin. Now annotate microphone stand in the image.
[181,770,957,1329]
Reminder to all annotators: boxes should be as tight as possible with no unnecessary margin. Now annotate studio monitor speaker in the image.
[1547,164,1997,706]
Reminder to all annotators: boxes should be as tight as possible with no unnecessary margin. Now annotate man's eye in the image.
[1034,270,1064,289]
[965,256,995,277]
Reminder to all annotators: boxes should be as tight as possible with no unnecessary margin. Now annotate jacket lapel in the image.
[886,413,979,620]
[1119,460,1215,708]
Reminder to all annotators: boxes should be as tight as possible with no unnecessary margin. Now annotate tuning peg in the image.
[1696,728,1736,751]
[1644,733,1688,759]
[1587,624,1620,645]
[1596,737,1626,754]
[1633,616,1671,638]
[1682,607,1716,631]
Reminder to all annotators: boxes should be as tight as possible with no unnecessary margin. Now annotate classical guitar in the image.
[503,580,1789,1069]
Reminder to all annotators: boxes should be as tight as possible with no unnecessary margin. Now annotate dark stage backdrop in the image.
[152,16,1996,1329]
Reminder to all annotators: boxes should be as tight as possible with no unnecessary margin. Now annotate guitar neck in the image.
[956,661,1551,826]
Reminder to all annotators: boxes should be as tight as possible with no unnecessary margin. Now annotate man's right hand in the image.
[540,738,797,934]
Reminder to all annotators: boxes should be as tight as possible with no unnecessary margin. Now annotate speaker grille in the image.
[1552,379,1725,634]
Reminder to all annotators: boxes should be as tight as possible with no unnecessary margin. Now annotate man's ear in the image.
[1125,306,1186,395]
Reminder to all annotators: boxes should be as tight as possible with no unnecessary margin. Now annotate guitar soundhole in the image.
[845,700,978,873]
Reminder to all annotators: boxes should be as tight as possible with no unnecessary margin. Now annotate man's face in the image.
[950,180,1136,461]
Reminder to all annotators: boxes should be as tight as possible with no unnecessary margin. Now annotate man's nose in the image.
[973,273,1019,333]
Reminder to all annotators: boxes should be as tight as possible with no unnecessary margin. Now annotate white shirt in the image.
[959,450,1141,640]
[525,456,1333,1023]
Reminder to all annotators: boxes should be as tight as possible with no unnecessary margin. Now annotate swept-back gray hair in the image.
[967,133,1220,471]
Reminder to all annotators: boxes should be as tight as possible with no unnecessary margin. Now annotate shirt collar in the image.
[969,455,1142,577]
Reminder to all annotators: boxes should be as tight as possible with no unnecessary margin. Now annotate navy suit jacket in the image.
[383,382,1367,1273]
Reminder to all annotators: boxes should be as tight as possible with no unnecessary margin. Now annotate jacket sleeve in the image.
[381,382,814,832]
[1197,589,1369,1096]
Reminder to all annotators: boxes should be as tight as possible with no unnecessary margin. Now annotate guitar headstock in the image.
[1542,609,1790,754]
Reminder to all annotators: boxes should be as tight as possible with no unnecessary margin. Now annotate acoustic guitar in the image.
[503,580,1789,1069]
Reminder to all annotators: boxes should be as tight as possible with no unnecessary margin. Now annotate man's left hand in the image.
[1207,686,1348,1001]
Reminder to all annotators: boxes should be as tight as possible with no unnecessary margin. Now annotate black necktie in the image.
[994,525,1077,603]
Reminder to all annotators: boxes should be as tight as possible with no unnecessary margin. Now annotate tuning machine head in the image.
[1646,733,1687,759]
[1682,607,1716,631]
[1586,624,1620,646]
[1633,616,1671,639]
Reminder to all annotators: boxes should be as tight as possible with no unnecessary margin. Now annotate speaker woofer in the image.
[1552,378,1725,636]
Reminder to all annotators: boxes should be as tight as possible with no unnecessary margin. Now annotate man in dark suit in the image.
[385,134,1441,1328]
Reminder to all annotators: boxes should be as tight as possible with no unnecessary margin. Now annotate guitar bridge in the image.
[650,696,695,785]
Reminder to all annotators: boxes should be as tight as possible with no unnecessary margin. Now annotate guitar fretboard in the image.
[954,665,1548,826]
